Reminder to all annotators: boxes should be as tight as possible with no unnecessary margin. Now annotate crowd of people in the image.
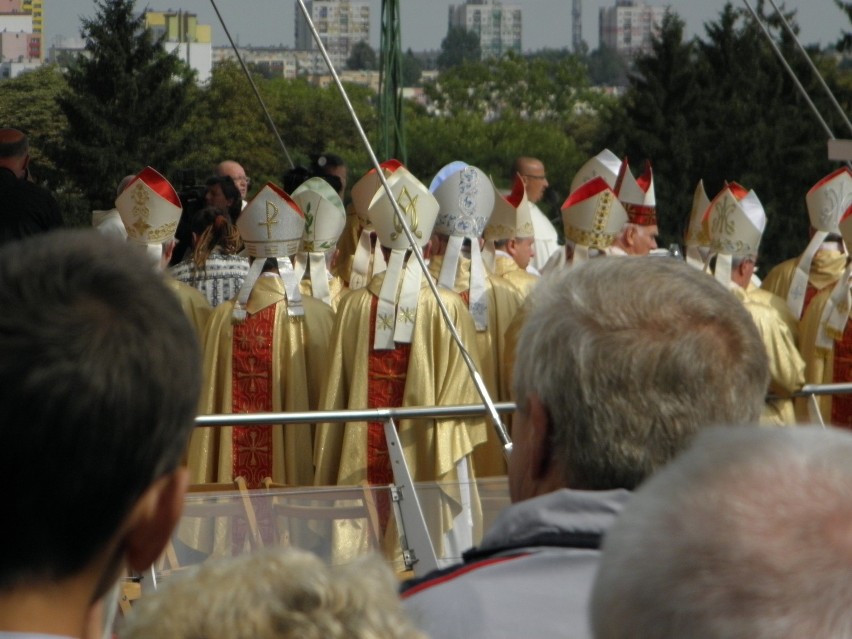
[3,122,852,638]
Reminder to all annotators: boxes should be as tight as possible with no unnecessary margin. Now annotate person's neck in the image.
[0,574,99,638]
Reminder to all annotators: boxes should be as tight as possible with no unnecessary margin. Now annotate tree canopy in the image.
[437,26,482,70]
[55,0,195,210]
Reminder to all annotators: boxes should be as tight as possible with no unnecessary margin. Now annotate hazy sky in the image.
[45,0,847,52]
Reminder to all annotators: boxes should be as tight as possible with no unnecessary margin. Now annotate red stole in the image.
[366,296,411,528]
[231,305,276,488]
[832,321,852,429]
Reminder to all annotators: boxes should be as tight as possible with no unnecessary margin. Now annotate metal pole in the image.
[293,0,513,459]
[741,0,837,143]
[765,0,852,137]
[208,0,295,169]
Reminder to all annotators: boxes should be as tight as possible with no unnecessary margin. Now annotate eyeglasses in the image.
[233,176,251,185]
[521,174,547,181]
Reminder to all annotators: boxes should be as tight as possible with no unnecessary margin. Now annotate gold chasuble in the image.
[731,285,805,425]
[491,254,538,299]
[428,254,523,475]
[164,276,211,337]
[189,275,334,488]
[314,272,488,557]
[799,287,852,428]
[761,250,846,319]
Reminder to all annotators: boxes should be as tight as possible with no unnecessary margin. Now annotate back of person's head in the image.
[0,128,29,174]
[591,426,852,639]
[0,230,201,588]
[513,257,769,491]
[206,175,242,221]
[189,205,242,269]
[120,548,427,639]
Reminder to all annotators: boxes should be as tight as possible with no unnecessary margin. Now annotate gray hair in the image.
[120,548,427,639]
[513,257,768,490]
[590,426,852,639]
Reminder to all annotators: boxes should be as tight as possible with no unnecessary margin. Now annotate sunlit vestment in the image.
[188,275,333,488]
[731,284,805,426]
[799,286,852,428]
[428,254,523,476]
[299,274,347,312]
[314,270,488,559]
[491,254,538,299]
[761,249,846,319]
[163,275,211,337]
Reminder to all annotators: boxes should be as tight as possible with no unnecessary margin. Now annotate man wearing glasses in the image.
[216,159,251,209]
[512,156,559,273]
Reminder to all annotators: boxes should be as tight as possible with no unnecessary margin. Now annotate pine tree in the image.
[55,0,194,209]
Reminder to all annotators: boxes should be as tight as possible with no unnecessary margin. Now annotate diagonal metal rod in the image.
[741,0,837,143]
[209,0,295,169]
[765,0,852,137]
[294,0,512,459]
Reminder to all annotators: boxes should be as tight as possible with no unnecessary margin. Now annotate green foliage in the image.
[437,26,482,71]
[174,61,376,196]
[585,45,629,86]
[54,0,195,210]
[0,66,90,227]
[402,48,423,86]
[347,40,377,70]
[597,4,851,271]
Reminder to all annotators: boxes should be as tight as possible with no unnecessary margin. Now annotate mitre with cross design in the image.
[290,177,346,307]
[684,179,712,270]
[560,176,628,266]
[232,182,306,321]
[366,166,440,349]
[115,166,182,246]
[705,182,766,287]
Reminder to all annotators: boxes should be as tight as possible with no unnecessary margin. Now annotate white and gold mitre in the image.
[291,177,346,252]
[707,182,766,258]
[707,182,766,287]
[368,166,439,250]
[787,167,852,318]
[430,161,495,238]
[367,167,439,349]
[561,176,628,264]
[684,180,711,270]
[430,161,495,331]
[233,182,305,321]
[569,148,622,194]
[484,174,534,241]
[615,158,657,226]
[351,158,404,223]
[115,166,182,245]
[807,166,852,234]
[237,182,305,258]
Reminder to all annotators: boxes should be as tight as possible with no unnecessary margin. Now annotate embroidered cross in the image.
[392,186,422,240]
[259,200,279,239]
[399,307,416,324]
[235,356,269,394]
[377,313,395,330]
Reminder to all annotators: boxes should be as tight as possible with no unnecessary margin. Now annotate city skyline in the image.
[45,0,848,54]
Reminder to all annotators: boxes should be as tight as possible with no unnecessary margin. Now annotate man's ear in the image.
[623,225,637,248]
[122,467,189,572]
[505,238,518,258]
[526,393,554,480]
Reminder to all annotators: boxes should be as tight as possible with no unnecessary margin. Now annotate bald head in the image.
[215,160,248,199]
[512,156,548,204]
[0,128,29,177]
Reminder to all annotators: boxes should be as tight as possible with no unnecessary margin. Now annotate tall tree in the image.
[347,40,377,70]
[598,3,851,269]
[437,26,482,70]
[55,0,194,209]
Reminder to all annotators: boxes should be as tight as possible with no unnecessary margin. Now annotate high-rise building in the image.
[448,0,522,60]
[0,0,41,63]
[145,10,213,83]
[599,0,668,57]
[294,0,370,71]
